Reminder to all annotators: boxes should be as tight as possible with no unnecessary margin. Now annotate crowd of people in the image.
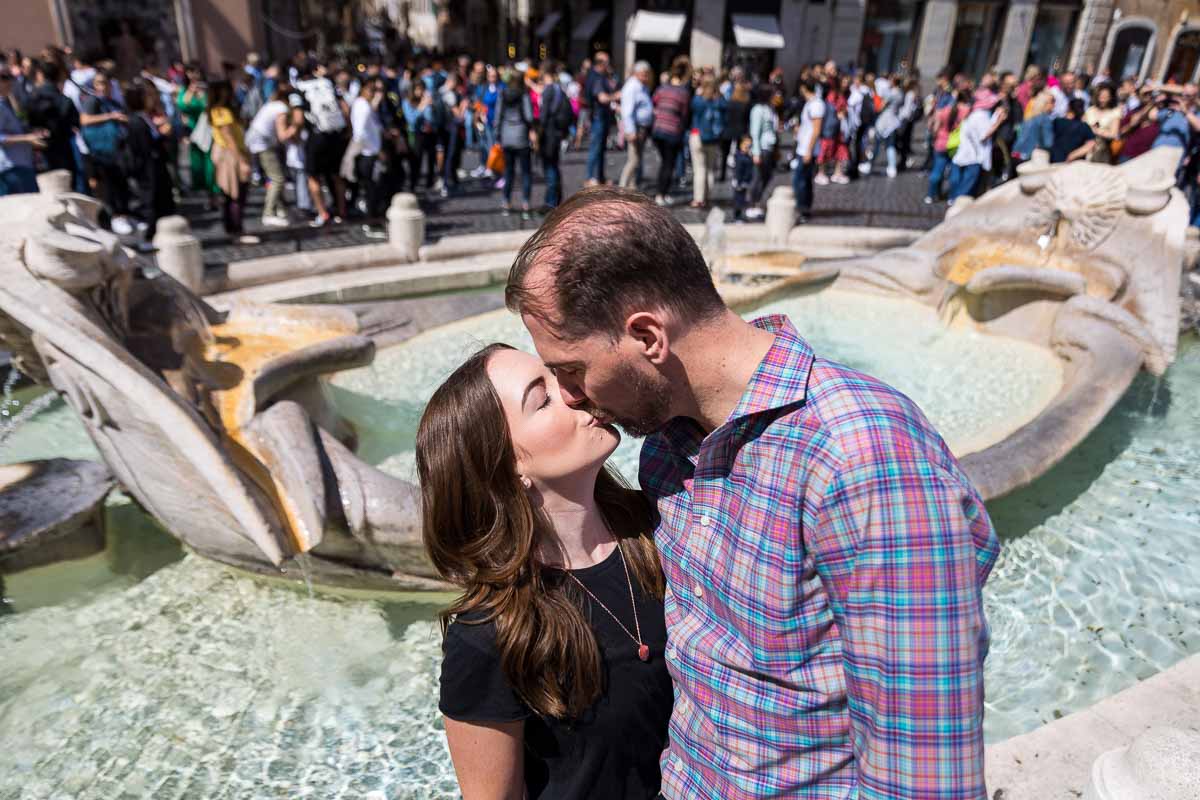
[4,43,1200,250]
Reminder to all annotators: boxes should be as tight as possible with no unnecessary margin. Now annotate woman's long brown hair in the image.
[416,343,664,720]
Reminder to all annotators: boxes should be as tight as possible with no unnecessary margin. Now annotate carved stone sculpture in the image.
[825,147,1187,498]
[0,191,448,591]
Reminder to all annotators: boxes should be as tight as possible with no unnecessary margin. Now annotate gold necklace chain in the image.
[565,543,650,662]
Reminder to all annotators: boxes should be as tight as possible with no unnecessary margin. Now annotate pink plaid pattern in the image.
[641,315,999,799]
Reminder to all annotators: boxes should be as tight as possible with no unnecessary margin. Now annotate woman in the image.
[495,70,535,219]
[1083,83,1121,164]
[746,83,779,219]
[176,64,215,202]
[402,81,436,192]
[206,80,255,242]
[924,88,972,204]
[949,90,1007,204]
[718,80,751,182]
[417,344,672,800]
[688,75,726,208]
[78,71,132,232]
[122,83,175,242]
[1011,91,1055,168]
[650,56,692,207]
[873,75,904,178]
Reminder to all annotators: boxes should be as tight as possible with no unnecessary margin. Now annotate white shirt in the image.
[245,100,288,154]
[796,97,826,159]
[952,108,1001,169]
[350,96,383,156]
[620,75,652,135]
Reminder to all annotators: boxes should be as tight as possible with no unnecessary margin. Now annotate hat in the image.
[972,88,998,111]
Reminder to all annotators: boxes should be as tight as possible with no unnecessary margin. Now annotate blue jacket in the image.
[691,94,728,143]
[1012,113,1053,158]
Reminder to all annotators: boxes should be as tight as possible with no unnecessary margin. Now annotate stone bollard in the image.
[1084,727,1200,800]
[765,185,795,246]
[36,169,72,196]
[151,215,205,295]
[387,193,425,262]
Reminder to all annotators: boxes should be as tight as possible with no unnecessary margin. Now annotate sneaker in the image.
[923,196,935,205]
[236,234,261,244]
[814,173,830,186]
[745,207,764,220]
[470,165,487,178]
[111,216,134,235]
[654,195,668,206]
[495,177,506,190]
[858,162,872,176]
[483,169,495,179]
[309,215,329,228]
[135,220,149,234]
[831,174,850,185]
[886,166,898,178]
[261,215,289,228]
[361,224,387,239]
[521,208,533,221]
[332,216,344,225]
[439,185,449,198]
[456,168,469,181]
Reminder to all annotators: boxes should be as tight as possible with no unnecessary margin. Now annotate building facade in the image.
[4,0,1200,85]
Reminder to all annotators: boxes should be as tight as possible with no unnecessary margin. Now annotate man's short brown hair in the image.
[505,187,725,341]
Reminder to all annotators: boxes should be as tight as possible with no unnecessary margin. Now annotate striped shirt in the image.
[652,84,691,141]
[641,315,1000,800]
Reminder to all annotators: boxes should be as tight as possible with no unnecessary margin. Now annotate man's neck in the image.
[673,311,778,433]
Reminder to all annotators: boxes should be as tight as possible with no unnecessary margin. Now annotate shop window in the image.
[1027,4,1079,73]
[859,0,925,75]
[949,2,1007,78]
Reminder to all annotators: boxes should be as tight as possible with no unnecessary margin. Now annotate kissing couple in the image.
[416,187,1000,800]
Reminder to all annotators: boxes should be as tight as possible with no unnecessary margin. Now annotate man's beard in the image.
[586,361,672,438]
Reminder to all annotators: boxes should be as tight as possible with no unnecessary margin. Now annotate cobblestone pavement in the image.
[181,132,945,268]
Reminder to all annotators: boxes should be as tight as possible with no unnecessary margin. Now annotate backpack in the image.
[704,99,726,140]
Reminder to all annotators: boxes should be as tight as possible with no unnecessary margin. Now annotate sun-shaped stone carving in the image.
[1024,163,1128,251]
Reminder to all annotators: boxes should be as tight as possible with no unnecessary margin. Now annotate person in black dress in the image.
[123,84,176,243]
[416,343,673,800]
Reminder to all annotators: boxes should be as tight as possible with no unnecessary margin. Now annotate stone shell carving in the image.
[1024,164,1128,252]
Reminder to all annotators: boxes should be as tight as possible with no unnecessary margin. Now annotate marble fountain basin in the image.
[0,150,1197,798]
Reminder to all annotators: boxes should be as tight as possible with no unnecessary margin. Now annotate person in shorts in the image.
[295,63,349,226]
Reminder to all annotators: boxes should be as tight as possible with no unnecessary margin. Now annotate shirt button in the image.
[693,585,704,599]
[699,515,710,527]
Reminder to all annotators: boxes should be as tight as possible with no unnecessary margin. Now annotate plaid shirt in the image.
[641,315,999,800]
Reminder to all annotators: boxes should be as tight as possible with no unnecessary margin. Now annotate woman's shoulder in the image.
[440,611,530,723]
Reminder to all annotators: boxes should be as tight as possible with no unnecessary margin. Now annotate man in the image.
[25,60,79,179]
[0,70,46,195]
[619,61,653,189]
[505,186,999,800]
[992,71,1023,182]
[791,79,823,224]
[1050,71,1083,118]
[537,62,573,210]
[584,52,616,186]
[349,78,388,232]
[295,62,350,225]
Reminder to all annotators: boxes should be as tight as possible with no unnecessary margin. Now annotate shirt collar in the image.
[725,315,814,424]
[657,315,814,459]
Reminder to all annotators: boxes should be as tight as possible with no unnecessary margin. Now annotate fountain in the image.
[0,152,1196,798]
[0,192,445,591]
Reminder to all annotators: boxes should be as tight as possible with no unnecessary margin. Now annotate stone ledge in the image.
[985,653,1200,799]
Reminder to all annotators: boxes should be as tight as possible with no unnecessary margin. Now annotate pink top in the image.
[934,103,970,151]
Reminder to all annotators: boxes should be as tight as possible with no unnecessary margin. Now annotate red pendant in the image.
[638,644,650,662]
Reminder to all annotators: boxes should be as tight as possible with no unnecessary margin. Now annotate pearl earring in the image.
[521,477,532,490]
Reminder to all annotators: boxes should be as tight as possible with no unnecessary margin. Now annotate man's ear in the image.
[625,311,670,365]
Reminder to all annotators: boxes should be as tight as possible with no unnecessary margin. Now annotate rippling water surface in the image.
[2,289,1197,797]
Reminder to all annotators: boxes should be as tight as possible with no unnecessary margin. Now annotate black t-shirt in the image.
[439,545,673,800]
[1050,117,1095,163]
